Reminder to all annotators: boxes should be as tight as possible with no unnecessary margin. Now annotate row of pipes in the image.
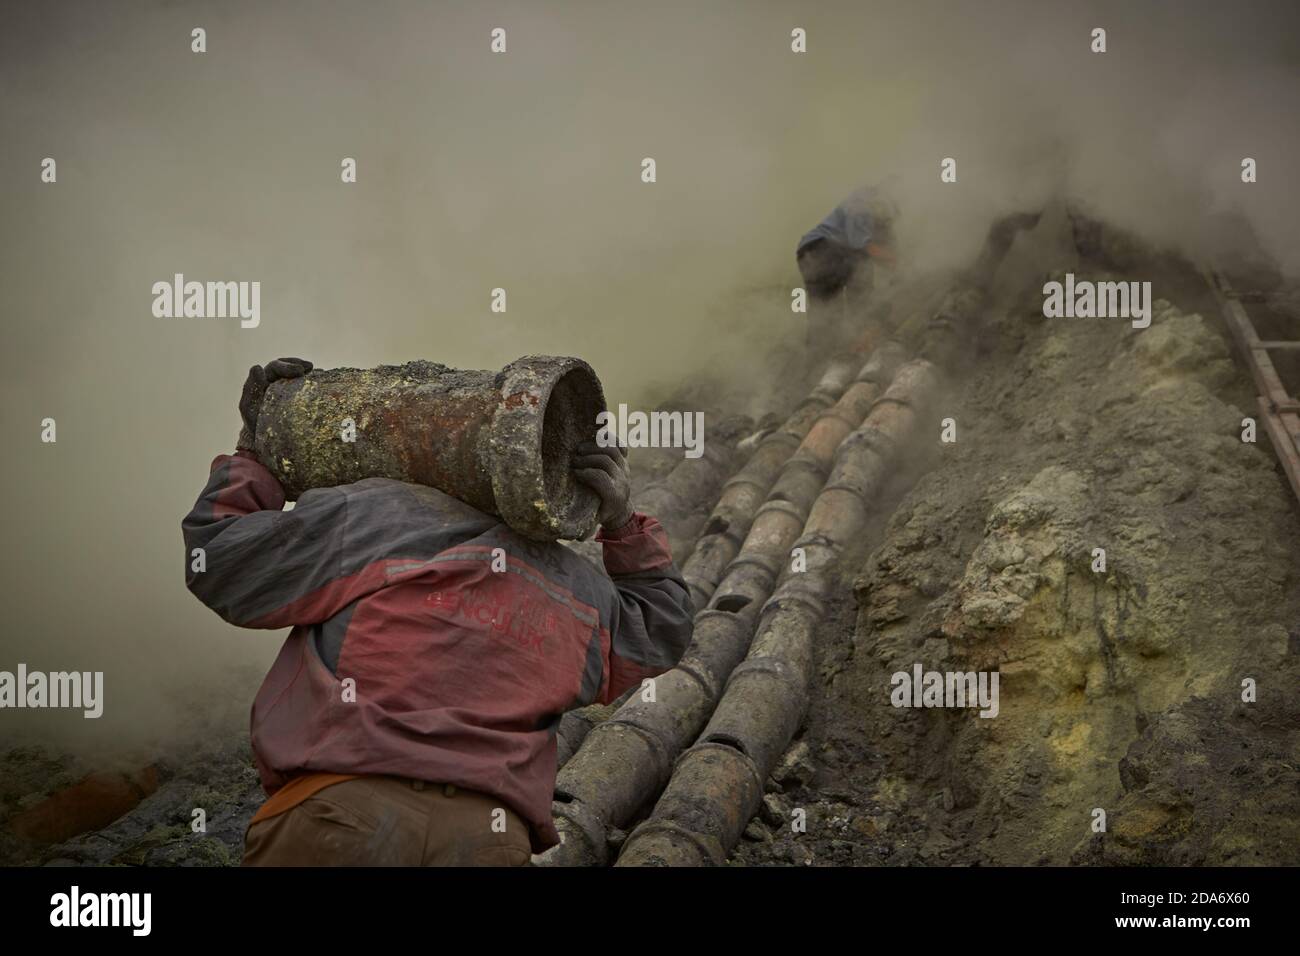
[617,354,944,864]
[543,214,1029,865]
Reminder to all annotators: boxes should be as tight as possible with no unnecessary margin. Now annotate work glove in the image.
[236,357,314,452]
[573,440,634,532]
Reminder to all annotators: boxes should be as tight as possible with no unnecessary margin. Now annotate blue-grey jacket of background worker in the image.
[796,186,896,301]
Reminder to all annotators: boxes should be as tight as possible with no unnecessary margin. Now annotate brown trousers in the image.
[242,776,532,867]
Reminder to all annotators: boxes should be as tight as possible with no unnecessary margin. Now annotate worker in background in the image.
[796,182,901,352]
[182,358,693,866]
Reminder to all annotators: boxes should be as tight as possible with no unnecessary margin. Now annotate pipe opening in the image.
[714,594,751,613]
[703,732,750,757]
[702,515,730,537]
[541,366,606,519]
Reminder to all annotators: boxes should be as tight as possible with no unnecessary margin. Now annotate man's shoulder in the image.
[324,480,613,595]
[331,478,501,532]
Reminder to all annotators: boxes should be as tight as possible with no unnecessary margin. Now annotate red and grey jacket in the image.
[182,450,693,851]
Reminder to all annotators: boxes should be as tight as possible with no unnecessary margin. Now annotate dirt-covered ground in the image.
[1,740,262,866]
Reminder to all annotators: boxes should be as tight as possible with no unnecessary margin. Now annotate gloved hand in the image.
[236,357,314,452]
[573,440,634,532]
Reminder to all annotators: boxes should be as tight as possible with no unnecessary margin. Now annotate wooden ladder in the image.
[1201,265,1300,505]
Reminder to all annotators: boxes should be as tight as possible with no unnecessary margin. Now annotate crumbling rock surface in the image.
[1071,677,1300,865]
[736,260,1300,867]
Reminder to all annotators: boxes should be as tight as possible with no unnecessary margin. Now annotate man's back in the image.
[183,450,693,852]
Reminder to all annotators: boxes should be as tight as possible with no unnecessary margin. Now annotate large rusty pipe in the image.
[254,356,606,541]
[616,358,941,866]
[680,356,858,606]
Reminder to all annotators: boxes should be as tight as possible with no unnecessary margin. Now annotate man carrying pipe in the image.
[796,182,901,353]
[181,358,694,866]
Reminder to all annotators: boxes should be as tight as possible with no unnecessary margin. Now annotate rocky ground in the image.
[1,739,261,867]
[733,249,1300,867]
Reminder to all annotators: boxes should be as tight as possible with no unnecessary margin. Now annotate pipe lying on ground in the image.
[555,685,638,768]
[679,355,861,608]
[255,356,606,541]
[537,349,896,866]
[635,414,754,560]
[635,415,752,520]
[540,608,758,866]
[616,357,942,866]
[704,343,906,617]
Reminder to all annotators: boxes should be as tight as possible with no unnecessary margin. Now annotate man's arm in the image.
[573,441,694,703]
[183,451,363,628]
[596,512,693,703]
[182,357,382,629]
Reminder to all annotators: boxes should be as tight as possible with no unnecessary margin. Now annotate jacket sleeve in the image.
[182,451,379,629]
[596,513,694,704]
